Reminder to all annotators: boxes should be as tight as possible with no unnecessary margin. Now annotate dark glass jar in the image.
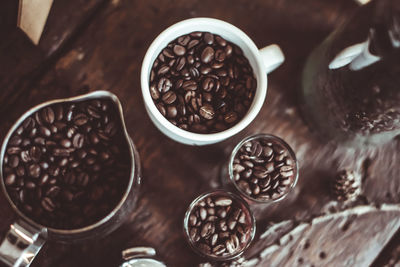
[301,0,400,146]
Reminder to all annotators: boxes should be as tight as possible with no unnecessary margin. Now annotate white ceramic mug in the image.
[141,17,284,145]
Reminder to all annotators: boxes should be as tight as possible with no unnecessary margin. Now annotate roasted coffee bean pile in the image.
[2,99,131,229]
[150,31,257,133]
[232,137,296,201]
[187,193,252,258]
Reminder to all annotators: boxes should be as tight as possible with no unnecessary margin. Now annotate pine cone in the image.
[331,170,362,202]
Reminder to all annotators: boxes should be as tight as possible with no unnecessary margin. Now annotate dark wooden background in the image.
[1,0,400,266]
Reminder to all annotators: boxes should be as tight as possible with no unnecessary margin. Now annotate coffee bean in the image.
[215,49,226,62]
[182,80,197,91]
[74,113,89,126]
[23,117,35,129]
[157,77,172,93]
[41,197,56,212]
[162,91,177,104]
[253,168,269,179]
[64,172,76,185]
[199,104,215,120]
[59,158,68,167]
[200,222,213,238]
[46,186,60,198]
[202,77,214,92]
[158,65,170,75]
[173,45,186,56]
[188,39,200,49]
[35,112,44,126]
[19,189,26,203]
[203,32,214,45]
[214,197,232,206]
[72,133,84,148]
[41,107,55,124]
[198,243,211,254]
[39,174,49,186]
[199,207,207,221]
[228,218,237,230]
[53,148,70,157]
[30,146,41,162]
[77,173,89,187]
[7,147,21,155]
[225,239,235,254]
[200,66,212,75]
[190,227,199,242]
[215,36,227,47]
[9,155,19,168]
[89,132,100,145]
[201,46,215,63]
[217,208,227,218]
[224,111,238,124]
[281,170,294,178]
[238,180,252,195]
[9,136,22,146]
[230,234,240,249]
[39,126,51,137]
[55,105,64,121]
[167,106,177,118]
[178,35,191,46]
[60,139,72,148]
[5,173,16,185]
[16,166,25,176]
[28,164,41,178]
[189,214,197,226]
[21,138,31,147]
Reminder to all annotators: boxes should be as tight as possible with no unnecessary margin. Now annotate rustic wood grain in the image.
[0,0,105,132]
[1,0,399,266]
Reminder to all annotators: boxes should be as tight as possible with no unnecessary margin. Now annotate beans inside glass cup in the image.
[183,190,255,261]
[149,31,257,134]
[229,134,298,203]
[2,99,132,229]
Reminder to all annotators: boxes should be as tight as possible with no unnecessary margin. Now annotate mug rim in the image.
[141,17,268,144]
[0,90,137,235]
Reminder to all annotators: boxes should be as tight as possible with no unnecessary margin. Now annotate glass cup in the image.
[0,91,141,267]
[141,17,285,145]
[183,190,256,261]
[222,134,298,204]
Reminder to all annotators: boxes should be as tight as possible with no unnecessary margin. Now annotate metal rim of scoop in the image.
[0,90,137,235]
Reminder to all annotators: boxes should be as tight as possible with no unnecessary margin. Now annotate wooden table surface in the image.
[1,0,400,266]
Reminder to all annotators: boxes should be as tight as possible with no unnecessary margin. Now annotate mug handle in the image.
[0,220,47,267]
[259,44,285,74]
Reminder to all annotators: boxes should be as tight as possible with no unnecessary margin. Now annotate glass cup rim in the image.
[0,91,138,235]
[228,133,299,203]
[183,189,256,261]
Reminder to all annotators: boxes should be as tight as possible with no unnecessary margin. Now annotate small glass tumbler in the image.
[183,190,256,261]
[222,134,298,204]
